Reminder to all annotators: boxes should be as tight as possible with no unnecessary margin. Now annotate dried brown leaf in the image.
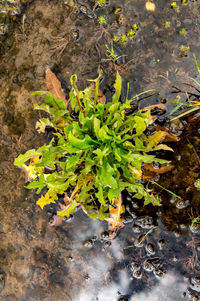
[142,163,174,182]
[154,125,180,142]
[106,193,125,236]
[49,215,65,227]
[143,163,174,174]
[98,90,106,105]
[45,67,67,103]
[140,103,165,112]
[145,1,156,12]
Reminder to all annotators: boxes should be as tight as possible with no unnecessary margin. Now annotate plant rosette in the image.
[14,70,173,233]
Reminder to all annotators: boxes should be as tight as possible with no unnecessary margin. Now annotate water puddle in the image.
[1,0,200,300]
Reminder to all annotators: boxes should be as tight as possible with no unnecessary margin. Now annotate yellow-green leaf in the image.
[36,192,56,209]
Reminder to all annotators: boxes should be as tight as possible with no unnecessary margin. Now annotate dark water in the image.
[1,0,200,300]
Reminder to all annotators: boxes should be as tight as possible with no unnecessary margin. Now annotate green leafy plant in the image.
[105,43,125,62]
[98,16,106,24]
[190,217,200,230]
[97,0,106,7]
[169,54,200,121]
[194,179,200,190]
[14,71,173,227]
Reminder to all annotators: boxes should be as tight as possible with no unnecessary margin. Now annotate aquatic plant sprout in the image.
[169,54,200,121]
[14,71,174,228]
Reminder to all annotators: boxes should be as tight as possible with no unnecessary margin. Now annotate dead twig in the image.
[48,33,70,59]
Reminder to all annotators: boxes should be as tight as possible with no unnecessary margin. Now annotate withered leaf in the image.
[143,163,174,182]
[143,163,174,174]
[49,202,73,227]
[49,215,65,227]
[106,193,125,236]
[45,67,67,103]
[154,124,180,142]
[36,192,56,210]
[145,1,156,11]
[140,103,165,112]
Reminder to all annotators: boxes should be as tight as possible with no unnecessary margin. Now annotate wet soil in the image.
[1,0,200,300]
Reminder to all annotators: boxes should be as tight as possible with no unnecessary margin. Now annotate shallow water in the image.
[1,0,200,300]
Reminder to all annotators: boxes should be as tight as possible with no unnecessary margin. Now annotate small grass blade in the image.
[193,53,200,74]
[149,180,181,199]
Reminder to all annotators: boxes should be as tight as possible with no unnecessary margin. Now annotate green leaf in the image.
[99,160,118,189]
[25,174,46,193]
[133,116,147,135]
[96,185,106,206]
[169,102,182,115]
[193,53,200,74]
[144,194,161,206]
[14,149,41,166]
[66,154,81,170]
[154,144,174,152]
[31,91,46,96]
[45,93,66,110]
[112,71,122,103]
[57,200,77,217]
[93,147,110,165]
[135,137,144,149]
[34,103,50,113]
[36,118,53,133]
[87,205,109,221]
[70,74,77,86]
[68,132,99,150]
[108,188,121,201]
[99,125,113,141]
[64,124,73,137]
[93,117,101,139]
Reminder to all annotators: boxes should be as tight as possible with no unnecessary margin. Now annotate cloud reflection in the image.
[71,214,187,301]
[130,272,187,301]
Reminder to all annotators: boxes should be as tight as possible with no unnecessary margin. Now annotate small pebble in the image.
[153,268,164,277]
[100,231,110,239]
[131,262,140,272]
[83,239,93,247]
[132,225,141,233]
[132,270,142,279]
[134,234,146,247]
[176,199,190,209]
[157,239,165,250]
[145,243,155,255]
[143,260,154,272]
[71,29,79,40]
[191,276,200,285]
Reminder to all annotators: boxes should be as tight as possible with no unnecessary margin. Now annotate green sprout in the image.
[127,29,135,39]
[105,43,124,62]
[169,54,200,121]
[98,16,106,24]
[194,179,200,190]
[132,23,139,31]
[179,28,186,36]
[120,35,127,44]
[171,2,180,13]
[179,45,190,53]
[190,217,200,230]
[97,0,106,7]
[164,21,171,28]
[113,35,120,42]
